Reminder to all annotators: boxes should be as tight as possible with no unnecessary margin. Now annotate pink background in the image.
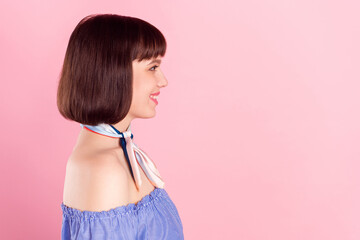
[1,0,359,239]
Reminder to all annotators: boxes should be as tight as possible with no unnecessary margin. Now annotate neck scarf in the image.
[80,123,165,190]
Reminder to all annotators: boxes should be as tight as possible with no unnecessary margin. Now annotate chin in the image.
[135,109,156,119]
[147,110,156,118]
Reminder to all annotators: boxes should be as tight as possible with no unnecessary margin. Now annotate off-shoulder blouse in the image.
[60,187,184,240]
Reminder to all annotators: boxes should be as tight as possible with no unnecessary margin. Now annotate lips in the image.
[150,91,160,96]
[149,91,159,105]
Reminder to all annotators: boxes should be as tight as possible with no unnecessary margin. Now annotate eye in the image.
[150,65,159,71]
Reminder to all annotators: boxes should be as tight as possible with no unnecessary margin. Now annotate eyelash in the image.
[150,65,159,71]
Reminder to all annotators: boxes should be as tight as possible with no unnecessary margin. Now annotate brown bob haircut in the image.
[57,14,167,126]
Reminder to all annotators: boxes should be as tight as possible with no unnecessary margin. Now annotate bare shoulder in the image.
[63,150,130,212]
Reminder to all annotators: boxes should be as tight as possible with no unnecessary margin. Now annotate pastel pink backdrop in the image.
[0,0,359,239]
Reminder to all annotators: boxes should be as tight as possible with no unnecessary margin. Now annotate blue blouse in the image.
[60,187,184,239]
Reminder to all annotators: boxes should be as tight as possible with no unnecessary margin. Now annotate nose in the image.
[158,70,168,88]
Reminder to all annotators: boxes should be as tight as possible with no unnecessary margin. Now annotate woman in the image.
[57,14,184,239]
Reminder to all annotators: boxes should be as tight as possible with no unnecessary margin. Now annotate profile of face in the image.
[128,56,168,119]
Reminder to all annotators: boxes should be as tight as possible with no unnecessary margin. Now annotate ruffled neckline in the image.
[61,187,166,220]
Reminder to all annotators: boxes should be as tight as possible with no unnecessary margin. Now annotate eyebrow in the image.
[147,59,162,65]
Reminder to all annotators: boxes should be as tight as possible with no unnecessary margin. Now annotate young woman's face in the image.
[129,56,168,118]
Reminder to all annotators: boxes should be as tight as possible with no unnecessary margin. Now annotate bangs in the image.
[131,21,167,61]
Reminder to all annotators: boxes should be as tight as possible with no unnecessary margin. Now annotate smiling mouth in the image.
[149,95,158,104]
[149,95,158,100]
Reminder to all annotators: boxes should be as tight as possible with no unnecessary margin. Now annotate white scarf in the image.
[80,123,165,190]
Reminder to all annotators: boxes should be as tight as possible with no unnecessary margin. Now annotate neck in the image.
[74,115,134,150]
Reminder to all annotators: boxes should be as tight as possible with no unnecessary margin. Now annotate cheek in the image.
[133,89,151,105]
[132,77,153,103]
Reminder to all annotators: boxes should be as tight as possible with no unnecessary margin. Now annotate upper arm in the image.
[64,153,130,212]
